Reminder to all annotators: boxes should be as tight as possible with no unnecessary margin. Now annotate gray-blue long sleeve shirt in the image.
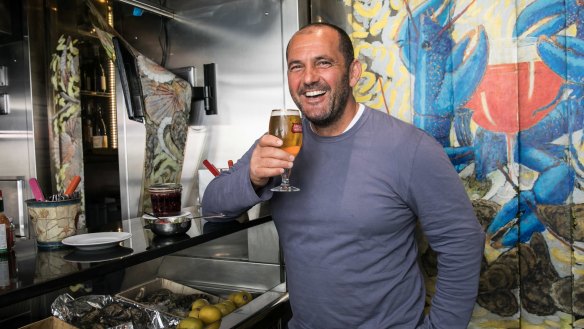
[202,107,485,328]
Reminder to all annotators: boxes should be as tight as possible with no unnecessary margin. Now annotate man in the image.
[202,22,485,328]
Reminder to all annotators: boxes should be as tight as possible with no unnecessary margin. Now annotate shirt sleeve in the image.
[201,139,275,219]
[407,134,485,329]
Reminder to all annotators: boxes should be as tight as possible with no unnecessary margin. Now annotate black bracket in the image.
[192,63,217,115]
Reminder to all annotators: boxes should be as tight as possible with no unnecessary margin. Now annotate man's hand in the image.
[250,134,295,189]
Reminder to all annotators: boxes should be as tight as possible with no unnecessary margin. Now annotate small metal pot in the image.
[145,219,192,236]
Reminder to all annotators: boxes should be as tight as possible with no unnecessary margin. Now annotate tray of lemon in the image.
[176,289,255,329]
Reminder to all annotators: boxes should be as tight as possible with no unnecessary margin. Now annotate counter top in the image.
[0,215,272,308]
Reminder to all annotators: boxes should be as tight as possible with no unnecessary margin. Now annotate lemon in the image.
[221,300,237,313]
[188,308,200,318]
[192,298,210,310]
[223,300,236,308]
[242,291,253,302]
[232,291,252,307]
[204,320,221,329]
[227,292,237,303]
[214,303,231,316]
[222,300,237,312]
[198,305,222,324]
[177,317,204,329]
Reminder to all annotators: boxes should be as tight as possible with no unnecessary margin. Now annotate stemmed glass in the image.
[269,109,303,192]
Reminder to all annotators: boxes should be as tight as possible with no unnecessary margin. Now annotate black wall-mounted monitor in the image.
[112,36,145,123]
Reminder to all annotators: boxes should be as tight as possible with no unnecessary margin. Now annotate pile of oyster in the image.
[51,294,178,329]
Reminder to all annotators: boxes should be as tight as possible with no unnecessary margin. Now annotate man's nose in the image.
[303,65,318,84]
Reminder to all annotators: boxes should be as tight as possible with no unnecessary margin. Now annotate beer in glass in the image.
[269,109,303,192]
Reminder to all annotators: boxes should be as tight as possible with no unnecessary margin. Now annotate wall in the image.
[314,0,583,327]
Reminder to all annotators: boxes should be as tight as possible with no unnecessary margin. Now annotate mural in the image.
[346,0,583,327]
[48,34,85,214]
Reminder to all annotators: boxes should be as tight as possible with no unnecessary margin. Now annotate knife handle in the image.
[29,178,46,201]
[64,175,81,197]
[203,160,221,177]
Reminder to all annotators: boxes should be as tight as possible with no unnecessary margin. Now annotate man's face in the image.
[286,27,354,127]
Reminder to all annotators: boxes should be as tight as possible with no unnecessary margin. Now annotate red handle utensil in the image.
[203,159,221,177]
[29,178,46,201]
[64,175,81,197]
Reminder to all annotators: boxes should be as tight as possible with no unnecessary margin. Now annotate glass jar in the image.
[148,183,182,217]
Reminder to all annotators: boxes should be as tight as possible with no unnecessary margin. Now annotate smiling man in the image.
[202,22,485,329]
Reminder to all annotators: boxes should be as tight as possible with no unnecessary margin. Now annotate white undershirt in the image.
[343,103,365,133]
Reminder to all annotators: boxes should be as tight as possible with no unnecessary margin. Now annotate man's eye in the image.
[317,60,332,67]
[288,65,301,72]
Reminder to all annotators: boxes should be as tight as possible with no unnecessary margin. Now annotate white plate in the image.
[62,232,132,251]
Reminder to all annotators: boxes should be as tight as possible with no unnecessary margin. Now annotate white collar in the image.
[342,103,365,133]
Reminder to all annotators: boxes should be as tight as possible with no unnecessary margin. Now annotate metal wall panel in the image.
[0,41,34,177]
[0,0,48,236]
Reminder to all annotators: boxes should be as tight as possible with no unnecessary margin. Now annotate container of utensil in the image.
[26,198,81,250]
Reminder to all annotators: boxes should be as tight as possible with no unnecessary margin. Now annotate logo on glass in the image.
[292,123,303,133]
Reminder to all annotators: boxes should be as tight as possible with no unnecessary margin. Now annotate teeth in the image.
[305,90,325,97]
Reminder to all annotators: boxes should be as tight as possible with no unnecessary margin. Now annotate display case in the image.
[0,215,289,328]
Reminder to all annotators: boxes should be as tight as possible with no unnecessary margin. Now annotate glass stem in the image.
[281,168,291,188]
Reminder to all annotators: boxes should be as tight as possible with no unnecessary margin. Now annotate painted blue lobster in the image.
[396,0,584,248]
[485,0,584,248]
[395,0,489,171]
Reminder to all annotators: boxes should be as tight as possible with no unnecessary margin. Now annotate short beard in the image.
[296,71,351,128]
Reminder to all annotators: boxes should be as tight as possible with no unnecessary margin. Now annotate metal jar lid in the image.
[147,183,182,193]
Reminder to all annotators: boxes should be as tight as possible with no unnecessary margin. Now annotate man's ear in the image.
[349,59,362,87]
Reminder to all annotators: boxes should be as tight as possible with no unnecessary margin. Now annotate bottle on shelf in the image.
[98,62,107,93]
[0,190,13,254]
[92,104,109,149]
[79,43,92,92]
[82,60,93,91]
[82,101,94,149]
[93,45,107,93]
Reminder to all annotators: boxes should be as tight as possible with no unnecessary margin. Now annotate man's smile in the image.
[305,90,326,97]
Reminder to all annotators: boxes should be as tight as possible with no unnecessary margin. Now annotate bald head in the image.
[286,23,355,71]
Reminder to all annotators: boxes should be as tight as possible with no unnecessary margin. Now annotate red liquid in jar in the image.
[149,184,182,217]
